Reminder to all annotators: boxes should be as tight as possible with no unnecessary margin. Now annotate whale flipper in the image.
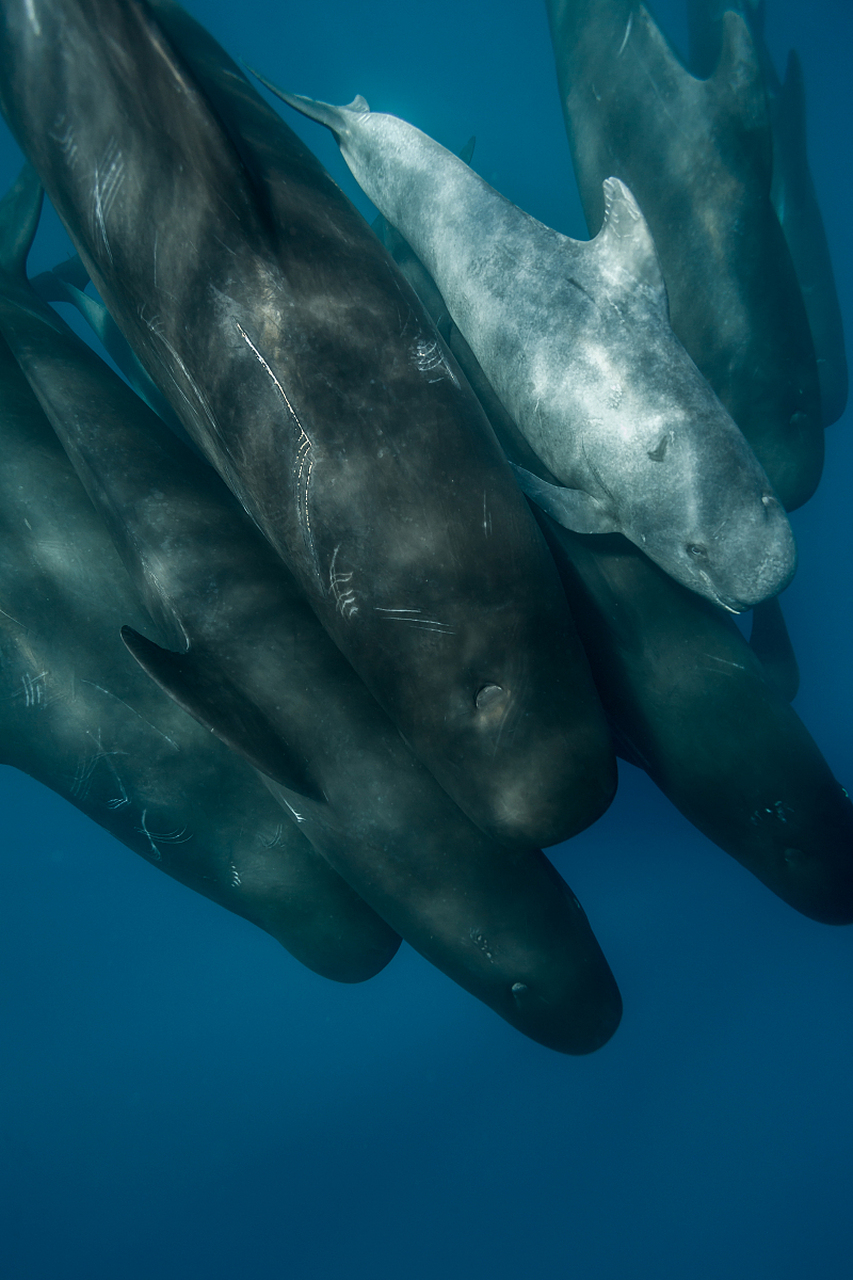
[748,598,800,703]
[510,465,619,535]
[121,627,325,801]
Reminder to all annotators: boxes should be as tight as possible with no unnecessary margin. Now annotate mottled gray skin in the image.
[687,0,847,426]
[0,338,399,986]
[269,87,796,613]
[0,174,621,1055]
[545,0,823,510]
[0,0,616,851]
[376,215,853,923]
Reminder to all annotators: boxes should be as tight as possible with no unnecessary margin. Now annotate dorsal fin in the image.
[121,626,326,801]
[705,11,771,172]
[31,253,91,297]
[592,177,668,304]
[30,271,184,432]
[0,165,42,281]
[458,135,476,167]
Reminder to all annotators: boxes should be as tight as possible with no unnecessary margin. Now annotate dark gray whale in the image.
[544,0,824,511]
[0,0,616,851]
[687,0,847,427]
[0,314,399,985]
[0,169,622,1055]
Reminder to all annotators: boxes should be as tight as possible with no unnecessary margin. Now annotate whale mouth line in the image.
[711,592,748,615]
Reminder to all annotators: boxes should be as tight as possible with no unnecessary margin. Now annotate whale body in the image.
[0,0,616,850]
[544,0,824,510]
[265,83,797,612]
[0,168,622,1056]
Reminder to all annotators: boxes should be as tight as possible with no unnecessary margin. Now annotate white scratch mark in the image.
[83,728,131,809]
[236,322,319,573]
[703,654,746,672]
[482,490,492,537]
[261,824,286,849]
[617,13,633,57]
[21,670,47,707]
[374,607,454,635]
[145,315,222,443]
[25,0,41,36]
[280,797,305,824]
[329,544,358,619]
[48,116,79,165]
[80,680,180,749]
[92,140,125,268]
[0,605,25,629]
[413,335,455,385]
[136,809,192,861]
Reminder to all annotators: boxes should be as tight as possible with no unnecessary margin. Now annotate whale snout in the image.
[681,487,797,611]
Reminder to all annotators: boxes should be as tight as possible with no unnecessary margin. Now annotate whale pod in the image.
[0,0,616,850]
[544,0,824,510]
[265,79,797,612]
[373,207,853,923]
[0,315,399,984]
[0,169,621,1055]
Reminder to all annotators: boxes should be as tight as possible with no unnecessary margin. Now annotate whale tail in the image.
[0,164,43,282]
[246,65,369,138]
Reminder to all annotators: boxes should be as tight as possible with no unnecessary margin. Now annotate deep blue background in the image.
[1,2,851,1276]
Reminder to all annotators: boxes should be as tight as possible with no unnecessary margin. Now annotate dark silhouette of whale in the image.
[0,297,398,984]
[372,199,853,924]
[0,168,622,1054]
[544,0,824,511]
[0,0,617,851]
[687,0,847,427]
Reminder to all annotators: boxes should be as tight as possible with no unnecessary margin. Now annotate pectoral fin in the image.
[121,626,325,801]
[510,465,620,535]
[748,598,800,703]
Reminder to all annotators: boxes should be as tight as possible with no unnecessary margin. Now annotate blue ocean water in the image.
[1,1,851,1276]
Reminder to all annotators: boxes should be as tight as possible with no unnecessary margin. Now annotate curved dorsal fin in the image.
[592,177,668,305]
[0,164,42,281]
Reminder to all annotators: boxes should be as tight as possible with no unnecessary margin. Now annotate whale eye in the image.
[686,543,707,559]
[475,683,504,710]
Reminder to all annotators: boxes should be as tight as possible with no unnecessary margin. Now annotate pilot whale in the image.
[0,318,399,985]
[544,0,824,510]
[372,206,853,924]
[0,169,621,1055]
[264,84,797,612]
[0,0,616,851]
[687,0,847,427]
